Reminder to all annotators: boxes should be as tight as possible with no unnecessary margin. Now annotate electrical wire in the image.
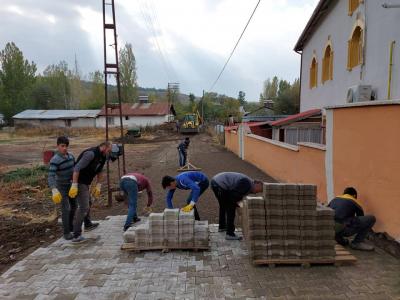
[208,0,261,92]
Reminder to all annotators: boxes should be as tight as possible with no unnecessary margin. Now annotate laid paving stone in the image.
[0,216,399,299]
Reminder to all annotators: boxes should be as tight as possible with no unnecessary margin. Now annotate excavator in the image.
[180,110,203,134]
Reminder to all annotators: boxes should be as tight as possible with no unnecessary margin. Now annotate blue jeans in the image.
[120,178,138,228]
[178,150,186,167]
[185,178,209,220]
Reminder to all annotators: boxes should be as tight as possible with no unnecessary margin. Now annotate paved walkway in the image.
[1,216,399,300]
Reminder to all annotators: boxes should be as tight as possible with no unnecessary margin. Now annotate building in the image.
[97,102,175,128]
[13,110,100,128]
[295,0,400,111]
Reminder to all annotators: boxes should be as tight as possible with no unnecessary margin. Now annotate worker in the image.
[177,137,190,167]
[48,136,76,240]
[211,172,263,240]
[328,187,375,251]
[161,171,209,220]
[69,141,112,243]
[120,172,154,231]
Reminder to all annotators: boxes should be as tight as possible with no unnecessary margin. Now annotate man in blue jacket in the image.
[328,187,375,251]
[162,171,209,220]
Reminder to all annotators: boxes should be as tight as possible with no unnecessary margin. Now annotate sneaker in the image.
[225,234,243,241]
[64,233,73,240]
[84,223,99,232]
[132,217,141,223]
[71,236,87,244]
[218,228,227,232]
[350,241,375,251]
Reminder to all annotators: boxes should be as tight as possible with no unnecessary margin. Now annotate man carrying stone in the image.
[211,172,263,240]
[69,141,112,243]
[120,172,154,231]
[162,171,209,220]
[328,187,375,251]
[48,136,76,240]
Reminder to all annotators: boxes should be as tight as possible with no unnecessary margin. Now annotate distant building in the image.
[295,0,400,111]
[12,110,100,128]
[97,102,175,128]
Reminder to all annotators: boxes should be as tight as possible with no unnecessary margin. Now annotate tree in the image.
[0,42,37,123]
[119,43,138,103]
[274,78,300,115]
[81,71,104,109]
[238,91,246,106]
[260,76,278,103]
[42,61,71,109]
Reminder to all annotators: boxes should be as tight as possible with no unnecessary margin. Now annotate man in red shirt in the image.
[120,172,153,231]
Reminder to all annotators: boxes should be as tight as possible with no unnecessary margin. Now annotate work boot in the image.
[350,241,375,251]
[132,217,141,223]
[84,223,99,232]
[335,234,349,246]
[64,233,73,240]
[225,234,243,241]
[123,225,131,232]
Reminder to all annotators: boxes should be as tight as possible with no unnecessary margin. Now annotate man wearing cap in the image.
[69,141,112,243]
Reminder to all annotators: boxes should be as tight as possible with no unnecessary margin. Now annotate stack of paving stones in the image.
[123,208,209,249]
[242,183,335,262]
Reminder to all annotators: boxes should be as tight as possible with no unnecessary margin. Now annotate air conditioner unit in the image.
[346,85,372,103]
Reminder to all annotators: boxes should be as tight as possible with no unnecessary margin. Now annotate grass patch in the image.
[1,165,48,186]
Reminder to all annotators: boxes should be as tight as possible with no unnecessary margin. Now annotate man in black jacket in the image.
[211,172,263,240]
[328,187,375,251]
[69,141,112,243]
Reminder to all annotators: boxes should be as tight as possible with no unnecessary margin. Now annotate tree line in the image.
[0,42,138,123]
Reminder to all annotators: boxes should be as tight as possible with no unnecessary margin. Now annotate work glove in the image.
[68,183,78,198]
[143,206,153,215]
[91,183,102,199]
[51,188,62,204]
[181,203,194,212]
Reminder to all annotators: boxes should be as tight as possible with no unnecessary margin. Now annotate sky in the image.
[0,0,319,101]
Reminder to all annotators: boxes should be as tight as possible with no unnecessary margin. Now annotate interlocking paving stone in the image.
[0,216,399,299]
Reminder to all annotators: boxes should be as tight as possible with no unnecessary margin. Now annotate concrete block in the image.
[123,231,136,243]
[247,208,265,218]
[149,212,164,221]
[164,208,179,220]
[246,196,265,209]
[248,229,267,240]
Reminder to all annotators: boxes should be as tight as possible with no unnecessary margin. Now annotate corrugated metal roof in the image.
[13,110,101,119]
[99,103,172,116]
[247,109,322,128]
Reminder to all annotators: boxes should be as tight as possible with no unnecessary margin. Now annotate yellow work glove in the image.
[91,183,102,199]
[143,206,153,215]
[181,203,194,212]
[68,183,78,198]
[51,188,62,204]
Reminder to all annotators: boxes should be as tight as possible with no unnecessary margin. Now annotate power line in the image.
[208,0,261,92]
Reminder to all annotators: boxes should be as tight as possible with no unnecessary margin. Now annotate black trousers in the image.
[185,179,209,221]
[339,215,376,243]
[211,180,237,236]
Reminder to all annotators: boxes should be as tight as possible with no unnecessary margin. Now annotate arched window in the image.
[347,26,363,70]
[309,57,318,89]
[322,45,333,83]
[349,0,360,15]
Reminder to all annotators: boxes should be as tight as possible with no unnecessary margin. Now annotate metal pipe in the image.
[387,40,396,100]
[382,3,400,8]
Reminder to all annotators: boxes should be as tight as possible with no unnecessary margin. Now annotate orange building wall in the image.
[224,130,239,156]
[244,135,327,202]
[332,105,400,238]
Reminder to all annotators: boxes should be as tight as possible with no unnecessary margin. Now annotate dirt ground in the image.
[0,127,275,274]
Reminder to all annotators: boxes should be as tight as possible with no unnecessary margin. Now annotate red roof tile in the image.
[270,109,321,126]
[99,103,172,116]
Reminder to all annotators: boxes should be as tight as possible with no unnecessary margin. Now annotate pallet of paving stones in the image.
[121,208,209,252]
[240,183,357,267]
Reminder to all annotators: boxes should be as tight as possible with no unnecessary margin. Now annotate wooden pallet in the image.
[121,243,209,253]
[253,244,357,267]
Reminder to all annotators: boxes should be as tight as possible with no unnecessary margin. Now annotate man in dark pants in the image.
[69,141,112,243]
[48,136,76,240]
[211,172,263,240]
[328,187,375,251]
[177,137,190,167]
[162,171,209,220]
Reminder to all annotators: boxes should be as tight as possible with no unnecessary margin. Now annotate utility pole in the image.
[202,90,205,122]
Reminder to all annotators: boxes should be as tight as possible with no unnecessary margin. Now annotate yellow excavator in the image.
[180,110,203,134]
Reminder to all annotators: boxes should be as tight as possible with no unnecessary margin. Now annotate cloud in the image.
[0,0,318,101]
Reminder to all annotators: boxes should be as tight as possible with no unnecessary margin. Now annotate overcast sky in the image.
[0,0,318,101]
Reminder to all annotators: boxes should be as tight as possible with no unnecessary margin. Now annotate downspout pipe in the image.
[387,41,395,100]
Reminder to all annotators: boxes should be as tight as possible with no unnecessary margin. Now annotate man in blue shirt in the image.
[162,171,209,220]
